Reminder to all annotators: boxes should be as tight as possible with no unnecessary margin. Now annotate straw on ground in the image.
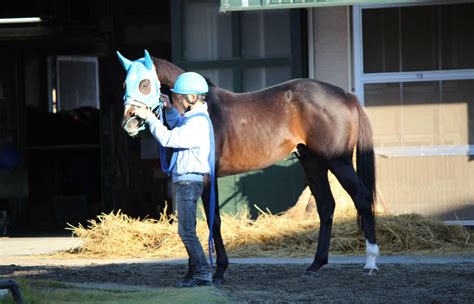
[66,183,473,259]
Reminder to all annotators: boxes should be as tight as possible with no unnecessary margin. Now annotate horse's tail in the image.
[352,94,376,206]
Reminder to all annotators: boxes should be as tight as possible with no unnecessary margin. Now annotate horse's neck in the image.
[153,58,243,109]
[153,58,185,88]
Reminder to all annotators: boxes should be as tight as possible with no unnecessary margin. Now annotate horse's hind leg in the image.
[328,156,379,273]
[202,180,229,285]
[296,146,335,275]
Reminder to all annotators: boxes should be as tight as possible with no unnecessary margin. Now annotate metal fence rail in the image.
[375,145,474,158]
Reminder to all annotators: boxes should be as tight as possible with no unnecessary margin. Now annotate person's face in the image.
[173,93,198,114]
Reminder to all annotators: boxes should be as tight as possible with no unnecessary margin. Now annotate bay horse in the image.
[118,50,380,284]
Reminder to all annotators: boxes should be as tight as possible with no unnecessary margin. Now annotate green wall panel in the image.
[199,156,305,219]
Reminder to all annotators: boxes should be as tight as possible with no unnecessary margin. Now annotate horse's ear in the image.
[144,49,154,71]
[116,51,132,71]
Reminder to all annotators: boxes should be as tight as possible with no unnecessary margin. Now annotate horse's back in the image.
[210,77,361,175]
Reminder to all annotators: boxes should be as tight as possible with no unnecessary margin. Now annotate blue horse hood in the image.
[117,50,162,110]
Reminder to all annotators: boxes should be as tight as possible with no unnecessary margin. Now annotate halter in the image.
[122,99,162,134]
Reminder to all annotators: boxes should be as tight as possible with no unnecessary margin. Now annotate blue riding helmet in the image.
[171,72,209,95]
[116,49,162,110]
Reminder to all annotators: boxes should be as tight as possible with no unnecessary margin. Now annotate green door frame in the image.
[219,0,435,12]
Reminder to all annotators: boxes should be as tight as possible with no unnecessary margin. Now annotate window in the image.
[171,0,304,92]
[48,56,100,113]
[364,80,474,147]
[362,4,474,73]
[354,3,474,151]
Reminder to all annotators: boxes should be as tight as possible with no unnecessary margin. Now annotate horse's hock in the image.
[286,173,357,220]
[287,171,388,221]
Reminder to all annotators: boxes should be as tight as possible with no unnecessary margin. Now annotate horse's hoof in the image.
[212,277,225,287]
[302,269,319,278]
[362,268,378,276]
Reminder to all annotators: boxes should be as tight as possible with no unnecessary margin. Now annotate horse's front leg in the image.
[202,179,229,286]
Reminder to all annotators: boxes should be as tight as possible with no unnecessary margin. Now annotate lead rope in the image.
[157,106,178,174]
[207,114,216,267]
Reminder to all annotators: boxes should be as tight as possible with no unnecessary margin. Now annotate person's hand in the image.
[132,107,153,121]
[160,94,173,110]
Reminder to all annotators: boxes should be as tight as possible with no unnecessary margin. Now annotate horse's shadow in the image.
[223,157,305,218]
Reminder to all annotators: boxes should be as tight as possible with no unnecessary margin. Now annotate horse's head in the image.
[117,49,162,137]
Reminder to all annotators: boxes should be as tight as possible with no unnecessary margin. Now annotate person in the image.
[133,72,213,288]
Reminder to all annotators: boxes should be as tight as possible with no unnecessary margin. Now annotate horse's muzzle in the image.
[122,115,146,137]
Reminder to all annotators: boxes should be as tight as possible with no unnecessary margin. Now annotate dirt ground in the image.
[1,261,473,303]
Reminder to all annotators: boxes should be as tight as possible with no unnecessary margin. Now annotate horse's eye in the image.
[139,79,151,95]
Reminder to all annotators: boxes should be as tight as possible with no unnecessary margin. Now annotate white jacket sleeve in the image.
[146,114,209,149]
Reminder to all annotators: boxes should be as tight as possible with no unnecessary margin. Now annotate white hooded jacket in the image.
[146,103,211,182]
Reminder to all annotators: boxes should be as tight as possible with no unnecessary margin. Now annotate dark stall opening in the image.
[24,106,101,233]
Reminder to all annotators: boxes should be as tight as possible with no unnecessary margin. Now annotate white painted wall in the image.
[308,6,351,92]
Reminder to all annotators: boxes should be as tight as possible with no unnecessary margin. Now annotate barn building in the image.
[0,0,472,234]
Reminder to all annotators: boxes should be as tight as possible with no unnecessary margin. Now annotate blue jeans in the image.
[175,181,212,282]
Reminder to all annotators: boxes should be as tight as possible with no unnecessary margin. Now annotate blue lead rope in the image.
[207,115,216,267]
[157,109,216,267]
[157,106,178,174]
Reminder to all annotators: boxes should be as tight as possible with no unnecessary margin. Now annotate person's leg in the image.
[175,181,212,285]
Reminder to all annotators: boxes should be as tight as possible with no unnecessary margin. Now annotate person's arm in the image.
[145,114,208,149]
[159,94,180,129]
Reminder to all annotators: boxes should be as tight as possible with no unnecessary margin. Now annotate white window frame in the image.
[353,1,474,157]
[353,1,474,105]
[48,56,100,113]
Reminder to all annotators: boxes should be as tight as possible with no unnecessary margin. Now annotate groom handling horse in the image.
[128,69,215,287]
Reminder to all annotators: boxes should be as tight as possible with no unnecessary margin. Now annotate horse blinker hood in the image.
[117,49,162,110]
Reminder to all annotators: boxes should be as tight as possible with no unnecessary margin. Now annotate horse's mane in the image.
[204,77,216,88]
[153,57,217,90]
[153,58,183,86]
